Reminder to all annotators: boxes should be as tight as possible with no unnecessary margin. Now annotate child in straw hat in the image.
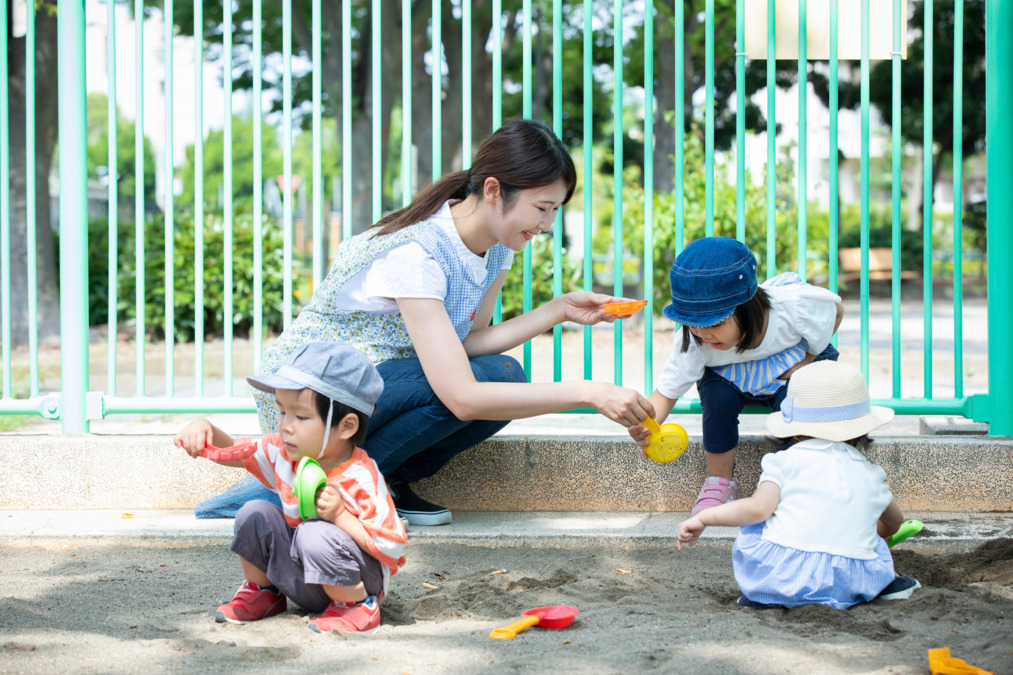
[677,361,920,609]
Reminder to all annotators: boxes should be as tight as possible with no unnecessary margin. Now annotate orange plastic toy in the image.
[642,417,689,463]
[603,300,647,316]
[928,648,994,675]
[199,440,259,463]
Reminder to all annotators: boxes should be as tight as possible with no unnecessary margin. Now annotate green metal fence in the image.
[0,0,1009,436]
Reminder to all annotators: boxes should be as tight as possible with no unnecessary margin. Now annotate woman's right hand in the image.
[589,383,654,428]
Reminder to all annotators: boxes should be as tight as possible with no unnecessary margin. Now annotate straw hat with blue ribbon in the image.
[766,361,894,441]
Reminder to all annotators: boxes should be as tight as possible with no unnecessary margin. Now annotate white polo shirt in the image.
[756,438,894,559]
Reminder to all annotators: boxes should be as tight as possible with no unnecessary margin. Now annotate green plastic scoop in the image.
[886,519,924,547]
[293,457,329,520]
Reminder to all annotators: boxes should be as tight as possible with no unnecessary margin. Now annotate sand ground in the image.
[2,537,1011,674]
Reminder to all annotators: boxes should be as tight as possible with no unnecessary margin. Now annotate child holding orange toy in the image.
[628,237,844,515]
[174,341,406,633]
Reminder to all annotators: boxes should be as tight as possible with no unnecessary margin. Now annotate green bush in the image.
[88,213,287,342]
[499,234,583,321]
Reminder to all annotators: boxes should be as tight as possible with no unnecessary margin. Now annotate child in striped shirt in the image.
[174,341,406,633]
[676,361,919,609]
[628,237,844,515]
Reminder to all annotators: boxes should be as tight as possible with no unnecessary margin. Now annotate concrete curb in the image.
[3,510,1010,553]
[3,433,1012,512]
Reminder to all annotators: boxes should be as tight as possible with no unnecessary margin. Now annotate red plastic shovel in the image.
[489,605,579,639]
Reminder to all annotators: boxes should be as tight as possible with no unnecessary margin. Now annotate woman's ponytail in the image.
[370,119,576,236]
[371,170,474,235]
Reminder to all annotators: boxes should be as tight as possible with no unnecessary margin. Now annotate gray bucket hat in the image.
[247,341,383,416]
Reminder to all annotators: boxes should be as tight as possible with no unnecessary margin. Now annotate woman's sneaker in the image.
[388,480,452,526]
[308,596,380,633]
[691,477,739,516]
[877,574,921,600]
[215,580,287,624]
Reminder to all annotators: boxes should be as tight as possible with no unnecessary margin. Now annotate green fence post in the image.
[797,0,806,279]
[582,0,592,379]
[0,0,9,401]
[986,0,1013,435]
[765,0,775,278]
[644,0,654,395]
[27,0,39,397]
[922,0,934,399]
[552,0,563,383]
[58,0,89,433]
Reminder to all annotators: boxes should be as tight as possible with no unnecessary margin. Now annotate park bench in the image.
[838,247,920,285]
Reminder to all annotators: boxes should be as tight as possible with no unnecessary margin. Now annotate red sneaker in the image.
[215,581,287,624]
[308,597,380,633]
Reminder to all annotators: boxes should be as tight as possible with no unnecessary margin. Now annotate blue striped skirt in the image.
[732,523,896,609]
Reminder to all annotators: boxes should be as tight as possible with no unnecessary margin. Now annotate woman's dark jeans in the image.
[365,354,527,483]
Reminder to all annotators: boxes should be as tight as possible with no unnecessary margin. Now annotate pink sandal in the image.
[691,477,739,516]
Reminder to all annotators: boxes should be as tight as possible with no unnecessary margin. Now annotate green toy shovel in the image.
[886,519,924,547]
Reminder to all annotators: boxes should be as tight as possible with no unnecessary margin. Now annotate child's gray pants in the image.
[230,500,384,612]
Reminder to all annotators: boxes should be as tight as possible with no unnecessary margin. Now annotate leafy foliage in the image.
[88,214,287,342]
[86,94,157,204]
[602,128,830,311]
[498,234,583,321]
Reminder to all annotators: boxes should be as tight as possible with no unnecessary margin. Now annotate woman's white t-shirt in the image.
[656,277,841,399]
[332,201,514,314]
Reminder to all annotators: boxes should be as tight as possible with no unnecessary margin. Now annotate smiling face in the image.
[688,315,743,351]
[274,388,330,462]
[490,178,570,252]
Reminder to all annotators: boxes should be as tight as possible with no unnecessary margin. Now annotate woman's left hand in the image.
[560,291,638,325]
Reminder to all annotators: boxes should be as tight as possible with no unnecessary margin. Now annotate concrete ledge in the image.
[919,415,989,436]
[416,434,1013,513]
[2,510,1010,553]
[2,434,1011,512]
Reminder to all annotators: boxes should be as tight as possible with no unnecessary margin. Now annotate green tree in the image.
[177,114,284,215]
[610,128,831,312]
[86,94,157,205]
[809,0,985,216]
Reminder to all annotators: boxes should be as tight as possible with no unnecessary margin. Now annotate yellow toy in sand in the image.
[642,417,689,463]
[928,647,994,675]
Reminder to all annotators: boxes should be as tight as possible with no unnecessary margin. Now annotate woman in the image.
[207,120,653,525]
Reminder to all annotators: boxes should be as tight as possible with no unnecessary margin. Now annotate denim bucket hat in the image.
[247,341,383,416]
[661,236,758,327]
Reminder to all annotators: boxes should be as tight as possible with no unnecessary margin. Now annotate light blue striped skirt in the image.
[732,523,896,609]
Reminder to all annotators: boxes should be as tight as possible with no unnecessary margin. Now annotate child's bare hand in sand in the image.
[677,516,705,550]
[174,419,214,457]
[315,485,346,524]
